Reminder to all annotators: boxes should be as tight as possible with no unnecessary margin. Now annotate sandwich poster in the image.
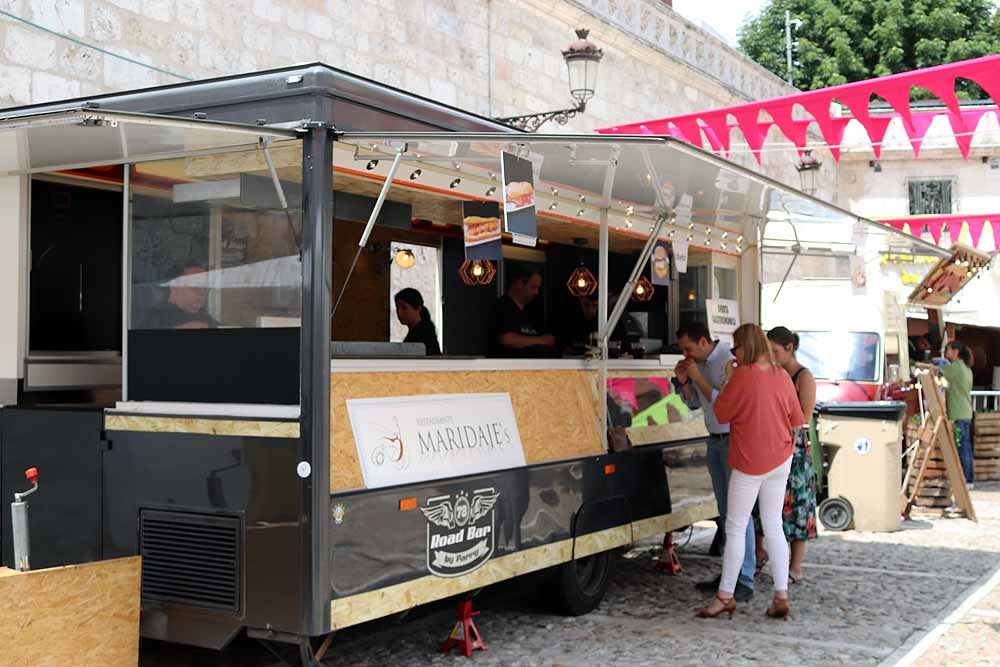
[500,151,537,247]
[650,240,671,286]
[462,201,502,261]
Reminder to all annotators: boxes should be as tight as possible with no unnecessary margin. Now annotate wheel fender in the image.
[569,495,631,561]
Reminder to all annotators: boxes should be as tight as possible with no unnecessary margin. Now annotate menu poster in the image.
[706,298,740,346]
[650,240,671,286]
[673,240,689,274]
[462,201,502,261]
[500,151,537,246]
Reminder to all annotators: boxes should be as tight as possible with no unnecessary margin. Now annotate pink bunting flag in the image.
[700,112,732,156]
[732,110,771,164]
[595,53,1000,165]
[947,109,989,159]
[992,220,1000,252]
[925,220,944,245]
[671,118,705,147]
[903,113,937,158]
[767,103,811,155]
[968,216,986,248]
[871,82,914,130]
[866,116,895,159]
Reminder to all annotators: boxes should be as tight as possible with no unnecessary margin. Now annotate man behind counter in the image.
[486,265,556,358]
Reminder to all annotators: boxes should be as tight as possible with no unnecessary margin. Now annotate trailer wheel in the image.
[554,549,614,616]
[818,496,854,531]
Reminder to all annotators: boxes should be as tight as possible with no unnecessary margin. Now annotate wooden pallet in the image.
[973,415,1000,480]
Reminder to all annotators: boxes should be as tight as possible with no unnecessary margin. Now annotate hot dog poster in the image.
[462,201,502,261]
[500,151,537,246]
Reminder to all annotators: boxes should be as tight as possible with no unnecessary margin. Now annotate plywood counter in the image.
[0,556,141,666]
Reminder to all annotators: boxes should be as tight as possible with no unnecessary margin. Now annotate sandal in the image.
[755,554,769,575]
[696,594,737,619]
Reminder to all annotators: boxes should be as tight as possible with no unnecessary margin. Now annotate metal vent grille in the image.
[139,510,241,613]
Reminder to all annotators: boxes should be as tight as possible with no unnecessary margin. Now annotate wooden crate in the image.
[0,556,140,666]
[973,414,1000,480]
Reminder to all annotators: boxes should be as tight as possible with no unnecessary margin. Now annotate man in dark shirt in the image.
[142,265,219,329]
[486,265,555,358]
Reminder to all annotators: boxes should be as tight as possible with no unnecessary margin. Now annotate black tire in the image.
[818,496,854,531]
[553,549,615,616]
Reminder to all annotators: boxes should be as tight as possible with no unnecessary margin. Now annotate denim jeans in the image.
[707,433,756,589]
[954,420,974,484]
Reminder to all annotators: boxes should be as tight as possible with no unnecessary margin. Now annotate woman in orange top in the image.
[696,323,805,620]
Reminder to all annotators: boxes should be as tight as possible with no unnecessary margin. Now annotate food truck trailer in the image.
[0,64,942,661]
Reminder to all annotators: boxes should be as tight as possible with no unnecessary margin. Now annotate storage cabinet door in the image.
[0,408,103,569]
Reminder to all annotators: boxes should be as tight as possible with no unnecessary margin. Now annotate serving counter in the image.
[329,356,707,492]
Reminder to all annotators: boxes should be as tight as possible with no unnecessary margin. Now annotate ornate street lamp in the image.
[795,149,822,195]
[496,29,604,132]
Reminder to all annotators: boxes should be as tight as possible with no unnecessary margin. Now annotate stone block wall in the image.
[0,0,832,190]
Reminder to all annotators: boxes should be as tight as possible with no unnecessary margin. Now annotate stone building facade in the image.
[0,0,831,191]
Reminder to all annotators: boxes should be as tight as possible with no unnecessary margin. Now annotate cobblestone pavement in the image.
[141,483,1000,667]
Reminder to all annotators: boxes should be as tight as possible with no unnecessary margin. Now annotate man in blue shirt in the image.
[675,321,756,602]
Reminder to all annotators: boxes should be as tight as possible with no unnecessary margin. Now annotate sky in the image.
[671,0,771,47]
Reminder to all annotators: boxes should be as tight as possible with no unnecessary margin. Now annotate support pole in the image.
[300,126,334,635]
[597,148,618,450]
[121,166,131,400]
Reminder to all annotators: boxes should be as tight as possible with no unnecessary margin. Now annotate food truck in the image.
[0,64,942,661]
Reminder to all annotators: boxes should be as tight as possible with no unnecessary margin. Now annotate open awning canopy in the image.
[0,108,300,175]
[334,132,948,260]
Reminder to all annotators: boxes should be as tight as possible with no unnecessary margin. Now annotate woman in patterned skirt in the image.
[764,326,818,583]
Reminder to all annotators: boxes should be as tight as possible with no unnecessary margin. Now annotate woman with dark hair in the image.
[943,340,975,486]
[696,323,804,621]
[764,326,818,584]
[394,288,441,356]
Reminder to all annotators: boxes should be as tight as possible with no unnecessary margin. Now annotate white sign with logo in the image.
[854,437,873,455]
[706,298,740,346]
[673,240,689,274]
[346,393,527,489]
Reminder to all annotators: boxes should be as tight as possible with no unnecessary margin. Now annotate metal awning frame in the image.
[0,107,301,176]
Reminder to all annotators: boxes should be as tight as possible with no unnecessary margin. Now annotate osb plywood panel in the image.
[632,499,718,541]
[0,556,140,667]
[628,418,709,446]
[330,370,603,492]
[105,414,299,438]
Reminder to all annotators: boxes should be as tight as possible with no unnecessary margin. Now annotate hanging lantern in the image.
[631,276,654,302]
[459,259,496,286]
[567,264,597,296]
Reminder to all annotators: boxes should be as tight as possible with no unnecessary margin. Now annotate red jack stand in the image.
[440,600,486,657]
[655,532,683,574]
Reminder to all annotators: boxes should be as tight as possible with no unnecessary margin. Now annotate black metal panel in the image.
[330,464,556,598]
[102,429,303,645]
[440,236,500,355]
[300,128,334,636]
[127,328,299,404]
[334,191,411,229]
[0,407,103,569]
[29,180,123,352]
[328,449,672,599]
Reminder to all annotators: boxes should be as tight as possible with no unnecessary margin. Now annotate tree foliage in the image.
[738,0,1000,98]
